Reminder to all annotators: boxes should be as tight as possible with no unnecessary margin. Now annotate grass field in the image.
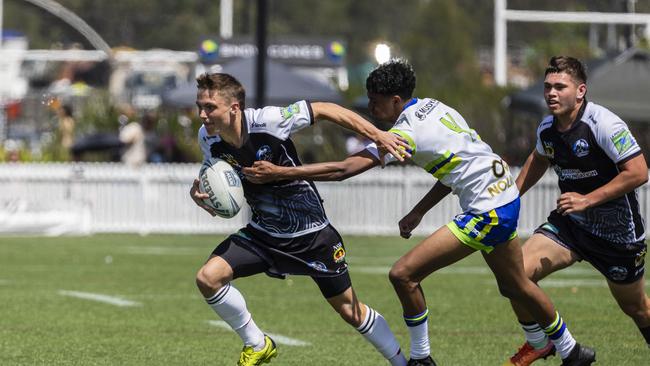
[1,234,647,365]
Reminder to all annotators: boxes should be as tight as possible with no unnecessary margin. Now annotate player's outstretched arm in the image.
[243,150,379,184]
[310,102,410,162]
[557,154,649,215]
[516,151,550,196]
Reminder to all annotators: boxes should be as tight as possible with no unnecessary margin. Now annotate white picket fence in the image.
[0,162,648,236]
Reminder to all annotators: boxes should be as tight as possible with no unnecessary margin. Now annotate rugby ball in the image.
[199,158,244,218]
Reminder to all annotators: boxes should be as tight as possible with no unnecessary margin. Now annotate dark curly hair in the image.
[366,59,416,99]
[545,56,587,85]
[196,72,246,109]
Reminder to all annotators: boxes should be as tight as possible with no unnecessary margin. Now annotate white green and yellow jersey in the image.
[368,98,519,214]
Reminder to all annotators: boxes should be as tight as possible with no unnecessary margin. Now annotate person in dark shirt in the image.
[190,72,409,366]
[504,56,649,366]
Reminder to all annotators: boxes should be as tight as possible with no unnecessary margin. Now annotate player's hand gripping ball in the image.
[199,158,245,218]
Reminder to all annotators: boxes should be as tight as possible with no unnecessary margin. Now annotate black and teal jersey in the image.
[198,100,329,238]
[535,101,645,243]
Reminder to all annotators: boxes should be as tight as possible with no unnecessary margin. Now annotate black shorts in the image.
[212,224,351,298]
[535,211,647,284]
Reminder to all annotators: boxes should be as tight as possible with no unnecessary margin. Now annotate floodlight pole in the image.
[0,0,4,48]
[494,0,507,87]
[493,0,650,86]
[220,0,233,39]
[255,0,267,108]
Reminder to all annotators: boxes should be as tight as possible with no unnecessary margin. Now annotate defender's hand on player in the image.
[243,161,283,184]
[373,131,411,167]
[190,178,217,216]
[398,211,423,239]
[556,192,591,215]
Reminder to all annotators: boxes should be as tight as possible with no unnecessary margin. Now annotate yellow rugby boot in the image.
[237,335,277,366]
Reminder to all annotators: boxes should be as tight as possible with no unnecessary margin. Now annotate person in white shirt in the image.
[119,119,146,167]
[243,59,595,366]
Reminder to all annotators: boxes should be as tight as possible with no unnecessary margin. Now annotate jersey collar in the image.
[402,97,418,111]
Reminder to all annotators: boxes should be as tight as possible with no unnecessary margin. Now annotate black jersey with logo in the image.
[198,100,329,238]
[535,101,645,243]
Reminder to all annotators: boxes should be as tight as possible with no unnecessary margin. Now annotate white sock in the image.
[404,308,430,360]
[205,283,265,350]
[543,312,576,359]
[520,321,549,349]
[357,305,406,366]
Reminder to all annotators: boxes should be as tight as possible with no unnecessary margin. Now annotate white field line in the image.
[355,266,649,288]
[353,265,600,276]
[480,278,607,288]
[207,320,311,346]
[352,266,493,275]
[58,290,142,307]
[539,279,606,288]
[537,279,650,288]
[123,246,205,256]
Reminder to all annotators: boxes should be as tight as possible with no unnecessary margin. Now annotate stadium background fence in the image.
[1,163,648,236]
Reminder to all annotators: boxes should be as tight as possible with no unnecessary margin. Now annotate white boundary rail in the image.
[0,163,648,236]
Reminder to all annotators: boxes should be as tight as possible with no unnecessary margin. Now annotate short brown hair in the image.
[545,56,587,84]
[196,73,246,109]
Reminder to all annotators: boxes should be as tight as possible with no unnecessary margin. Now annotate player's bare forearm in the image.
[243,152,379,183]
[410,180,452,216]
[310,102,409,161]
[516,151,549,196]
[283,161,356,181]
[558,154,648,215]
[312,102,379,140]
[585,154,648,207]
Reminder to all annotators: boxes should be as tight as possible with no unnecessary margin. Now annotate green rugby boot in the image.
[237,335,277,366]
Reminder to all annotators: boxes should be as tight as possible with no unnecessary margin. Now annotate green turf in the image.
[0,234,647,365]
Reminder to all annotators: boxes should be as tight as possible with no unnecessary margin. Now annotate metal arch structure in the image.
[494,0,650,86]
[21,0,112,55]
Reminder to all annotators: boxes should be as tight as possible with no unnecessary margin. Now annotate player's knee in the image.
[195,265,229,293]
[389,264,416,289]
[336,303,363,326]
[495,281,521,300]
[619,298,650,321]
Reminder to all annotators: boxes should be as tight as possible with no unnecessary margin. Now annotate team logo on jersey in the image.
[572,139,590,157]
[542,141,554,158]
[607,266,628,281]
[414,99,439,120]
[554,167,598,181]
[307,261,328,272]
[610,128,636,155]
[255,145,273,161]
[332,243,346,263]
[280,103,300,119]
[486,174,514,198]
